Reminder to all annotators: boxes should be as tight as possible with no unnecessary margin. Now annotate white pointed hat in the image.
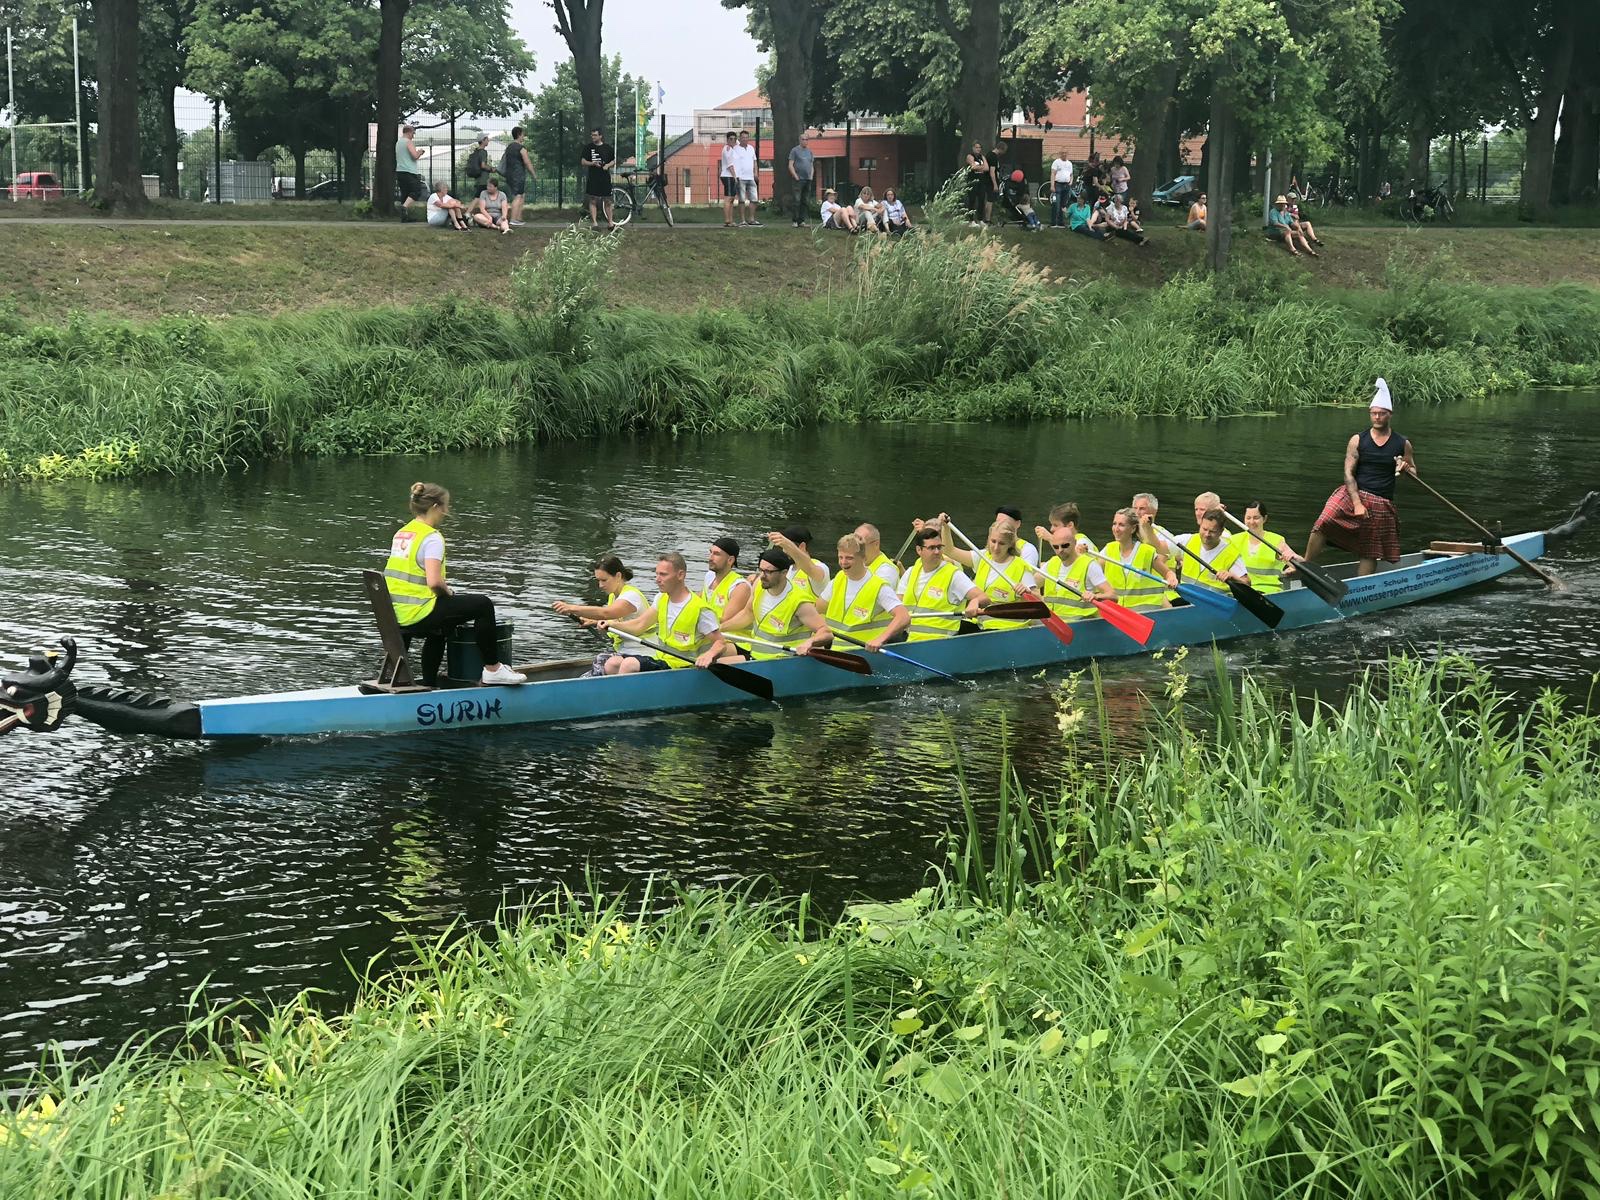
[1370,377,1392,411]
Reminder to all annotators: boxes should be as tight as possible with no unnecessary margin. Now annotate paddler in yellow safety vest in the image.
[1032,501,1099,559]
[701,537,752,624]
[992,504,1041,567]
[853,522,901,588]
[1226,501,1302,595]
[554,554,652,675]
[1031,524,1113,619]
[817,533,912,651]
[896,524,990,641]
[708,546,833,664]
[1179,509,1250,592]
[383,481,526,686]
[761,525,830,600]
[594,552,731,674]
[939,512,1034,631]
[1102,507,1170,608]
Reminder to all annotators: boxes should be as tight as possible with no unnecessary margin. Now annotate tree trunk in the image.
[293,144,307,200]
[1521,0,1577,216]
[1406,123,1430,190]
[372,0,408,216]
[940,0,1001,149]
[552,1,606,135]
[1568,95,1599,205]
[1128,60,1178,210]
[766,0,822,219]
[92,0,143,211]
[924,114,954,194]
[157,81,179,198]
[1204,89,1236,274]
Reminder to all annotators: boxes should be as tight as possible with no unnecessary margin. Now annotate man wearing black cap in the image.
[705,546,831,664]
[702,537,752,623]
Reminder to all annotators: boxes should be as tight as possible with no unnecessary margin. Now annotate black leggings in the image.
[404,592,500,684]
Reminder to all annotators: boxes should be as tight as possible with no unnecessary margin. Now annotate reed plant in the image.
[3,656,1596,1198]
[2,233,1597,483]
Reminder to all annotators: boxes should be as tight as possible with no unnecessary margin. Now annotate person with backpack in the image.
[465,134,493,197]
[502,127,534,227]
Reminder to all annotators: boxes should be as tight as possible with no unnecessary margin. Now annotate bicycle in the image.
[1401,182,1455,224]
[610,169,675,228]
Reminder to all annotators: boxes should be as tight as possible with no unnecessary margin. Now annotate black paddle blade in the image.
[982,601,1053,621]
[707,659,776,701]
[1291,560,1348,606]
[1227,578,1284,629]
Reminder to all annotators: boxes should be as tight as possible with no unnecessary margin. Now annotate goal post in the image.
[4,18,86,200]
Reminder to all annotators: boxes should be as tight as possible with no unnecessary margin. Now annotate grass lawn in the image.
[1,215,1597,321]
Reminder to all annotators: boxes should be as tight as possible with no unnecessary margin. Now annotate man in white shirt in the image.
[1049,155,1074,228]
[1177,511,1250,588]
[816,534,912,652]
[597,552,728,673]
[763,525,831,594]
[993,505,1041,567]
[732,130,761,227]
[896,526,989,640]
[718,131,738,228]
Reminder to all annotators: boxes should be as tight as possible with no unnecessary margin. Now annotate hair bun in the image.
[410,482,426,498]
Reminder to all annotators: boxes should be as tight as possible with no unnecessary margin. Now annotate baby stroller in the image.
[997,171,1043,231]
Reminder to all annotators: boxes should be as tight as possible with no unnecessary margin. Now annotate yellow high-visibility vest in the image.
[973,555,1031,631]
[383,519,443,627]
[1101,542,1166,609]
[823,571,894,637]
[610,585,650,651]
[748,582,810,661]
[702,569,744,616]
[653,592,713,668]
[1230,529,1287,594]
[902,560,965,641]
[1179,534,1244,592]
[1038,554,1098,620]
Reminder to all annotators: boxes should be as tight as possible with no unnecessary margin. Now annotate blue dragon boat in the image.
[0,529,1562,741]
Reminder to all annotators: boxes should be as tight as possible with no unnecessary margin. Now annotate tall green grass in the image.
[2,230,1597,483]
[4,656,1596,1198]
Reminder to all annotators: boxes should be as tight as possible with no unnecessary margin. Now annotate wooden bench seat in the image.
[358,569,433,694]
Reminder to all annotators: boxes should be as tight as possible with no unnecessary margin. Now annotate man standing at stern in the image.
[1304,378,1415,576]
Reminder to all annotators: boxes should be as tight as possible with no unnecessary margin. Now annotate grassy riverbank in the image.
[3,220,1598,484]
[4,656,1597,1198]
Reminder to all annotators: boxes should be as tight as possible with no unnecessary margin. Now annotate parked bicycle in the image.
[1401,182,1455,224]
[1316,176,1359,207]
[611,168,675,228]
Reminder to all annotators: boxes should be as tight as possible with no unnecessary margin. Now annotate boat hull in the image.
[190,533,1543,739]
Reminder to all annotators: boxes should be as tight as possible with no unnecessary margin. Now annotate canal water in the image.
[2,390,1597,1073]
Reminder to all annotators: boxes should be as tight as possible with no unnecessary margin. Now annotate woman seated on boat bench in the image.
[385,482,526,686]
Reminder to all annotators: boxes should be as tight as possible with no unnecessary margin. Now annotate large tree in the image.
[91,0,143,209]
[724,0,830,219]
[1518,0,1582,215]
[547,0,604,135]
[526,55,651,186]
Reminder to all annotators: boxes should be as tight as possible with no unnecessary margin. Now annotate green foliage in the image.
[3,658,1597,1198]
[509,228,621,357]
[524,55,654,180]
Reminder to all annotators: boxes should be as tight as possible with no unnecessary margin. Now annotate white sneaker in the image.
[481,664,527,685]
[509,220,525,227]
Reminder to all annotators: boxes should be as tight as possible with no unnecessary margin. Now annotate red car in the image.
[9,171,64,200]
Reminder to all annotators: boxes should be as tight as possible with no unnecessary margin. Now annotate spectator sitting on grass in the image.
[1186,192,1207,230]
[1068,193,1106,239]
[1106,193,1147,244]
[1289,200,1323,247]
[427,181,470,230]
[1268,194,1317,256]
[881,188,912,235]
[469,178,511,233]
[820,187,858,232]
[855,186,887,234]
[1003,170,1044,232]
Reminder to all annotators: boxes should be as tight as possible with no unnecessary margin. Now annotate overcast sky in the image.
[507,0,765,117]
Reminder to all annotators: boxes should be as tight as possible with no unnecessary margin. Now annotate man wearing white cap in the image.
[1303,378,1415,575]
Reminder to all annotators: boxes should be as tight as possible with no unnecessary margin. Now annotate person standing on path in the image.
[580,127,616,231]
[465,133,492,197]
[719,131,738,227]
[503,127,533,227]
[788,130,815,227]
[733,129,761,226]
[1049,153,1074,227]
[1304,378,1415,576]
[395,124,426,221]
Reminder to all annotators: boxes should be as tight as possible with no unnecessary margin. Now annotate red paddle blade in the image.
[1093,597,1156,645]
[1022,590,1074,645]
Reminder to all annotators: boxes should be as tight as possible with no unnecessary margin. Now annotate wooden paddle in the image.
[945,521,1074,646]
[829,630,961,682]
[1167,537,1285,629]
[723,633,874,675]
[1032,558,1156,646]
[1405,470,1563,590]
[907,600,1052,622]
[891,526,919,568]
[1218,509,1348,606]
[1087,549,1237,615]
[574,619,776,702]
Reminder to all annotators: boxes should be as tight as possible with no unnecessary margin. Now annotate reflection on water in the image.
[2,391,1598,1071]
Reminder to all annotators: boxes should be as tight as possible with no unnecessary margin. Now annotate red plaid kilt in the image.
[1313,487,1401,562]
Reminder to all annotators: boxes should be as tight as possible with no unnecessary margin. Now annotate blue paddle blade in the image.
[1176,583,1239,614]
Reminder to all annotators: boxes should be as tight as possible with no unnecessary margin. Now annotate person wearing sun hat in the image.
[1267,194,1316,256]
[1303,378,1416,575]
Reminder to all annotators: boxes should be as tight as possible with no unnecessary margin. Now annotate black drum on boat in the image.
[446,622,515,682]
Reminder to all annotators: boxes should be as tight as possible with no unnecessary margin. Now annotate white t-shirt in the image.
[1032,558,1107,591]
[1050,157,1074,184]
[416,531,444,564]
[1017,541,1040,568]
[1190,537,1246,577]
[612,586,650,656]
[660,593,721,641]
[730,144,757,181]
[818,573,902,616]
[820,199,843,225]
[872,559,900,588]
[425,192,454,226]
[897,566,976,605]
[719,145,736,179]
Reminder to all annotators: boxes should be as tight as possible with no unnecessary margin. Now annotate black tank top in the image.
[1354,427,1407,500]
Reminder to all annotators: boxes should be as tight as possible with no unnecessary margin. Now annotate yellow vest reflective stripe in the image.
[611,585,650,651]
[654,592,712,668]
[1102,543,1165,608]
[1230,530,1286,594]
[903,560,964,641]
[383,519,443,626]
[1039,554,1098,620]
[824,571,893,636]
[702,570,742,616]
[1180,535,1244,592]
[749,583,810,660]
[789,567,819,602]
[973,555,1031,630]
